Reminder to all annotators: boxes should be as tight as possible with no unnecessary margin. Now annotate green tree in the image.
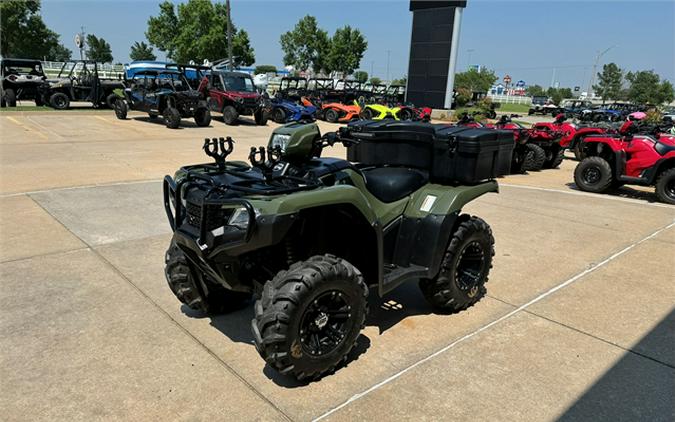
[593,63,623,103]
[326,26,367,78]
[625,70,674,105]
[559,87,573,99]
[353,70,368,83]
[254,65,277,75]
[279,15,329,73]
[86,34,113,63]
[130,41,156,61]
[526,84,546,97]
[0,0,72,60]
[454,68,498,93]
[546,87,563,105]
[391,76,407,86]
[369,77,382,85]
[146,0,255,66]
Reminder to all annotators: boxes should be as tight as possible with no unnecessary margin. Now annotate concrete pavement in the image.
[0,111,673,421]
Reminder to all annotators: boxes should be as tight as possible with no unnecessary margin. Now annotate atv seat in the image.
[363,167,428,203]
[654,140,675,155]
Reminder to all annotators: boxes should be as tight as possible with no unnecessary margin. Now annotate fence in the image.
[42,61,125,79]
[486,94,532,105]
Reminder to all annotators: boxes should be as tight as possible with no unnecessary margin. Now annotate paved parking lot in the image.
[1,110,673,421]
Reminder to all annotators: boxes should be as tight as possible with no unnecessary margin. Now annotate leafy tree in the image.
[0,0,72,60]
[526,84,546,97]
[593,63,623,103]
[254,65,277,75]
[279,15,329,73]
[130,41,156,61]
[48,43,72,62]
[146,0,255,66]
[369,77,382,85]
[546,87,563,105]
[559,87,573,99]
[353,70,368,83]
[455,87,472,107]
[625,70,674,105]
[326,26,367,78]
[454,68,497,93]
[85,34,113,63]
[391,76,407,86]
[146,1,178,58]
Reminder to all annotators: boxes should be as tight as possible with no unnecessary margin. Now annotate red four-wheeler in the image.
[534,114,610,160]
[200,70,267,125]
[574,121,675,204]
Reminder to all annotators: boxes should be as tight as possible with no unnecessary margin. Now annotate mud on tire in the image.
[419,216,494,313]
[164,241,250,314]
[252,255,368,381]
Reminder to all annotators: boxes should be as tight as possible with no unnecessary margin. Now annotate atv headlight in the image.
[270,134,291,152]
[228,206,252,230]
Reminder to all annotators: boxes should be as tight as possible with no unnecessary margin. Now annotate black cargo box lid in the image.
[433,126,507,154]
[342,120,436,143]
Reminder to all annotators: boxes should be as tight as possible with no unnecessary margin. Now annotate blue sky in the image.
[41,0,674,88]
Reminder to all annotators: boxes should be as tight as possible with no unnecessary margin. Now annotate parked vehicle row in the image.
[1,58,123,110]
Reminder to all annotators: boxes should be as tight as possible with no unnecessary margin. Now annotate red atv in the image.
[574,121,675,204]
[396,104,432,121]
[534,114,610,160]
[199,70,267,125]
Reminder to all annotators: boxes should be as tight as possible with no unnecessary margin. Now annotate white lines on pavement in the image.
[501,183,675,209]
[312,219,675,422]
[0,179,161,198]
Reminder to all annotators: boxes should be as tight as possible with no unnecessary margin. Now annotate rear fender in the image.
[404,181,499,219]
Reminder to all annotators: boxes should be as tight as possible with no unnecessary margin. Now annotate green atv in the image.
[163,121,511,381]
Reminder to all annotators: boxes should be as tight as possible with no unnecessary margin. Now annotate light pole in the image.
[466,48,474,69]
[226,0,233,70]
[587,45,616,98]
[386,50,391,83]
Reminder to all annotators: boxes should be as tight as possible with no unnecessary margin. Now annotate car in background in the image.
[114,69,210,129]
[1,58,48,107]
[40,60,124,109]
[202,70,267,125]
[528,95,559,116]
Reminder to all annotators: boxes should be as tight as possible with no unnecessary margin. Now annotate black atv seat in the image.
[363,167,428,203]
[655,140,675,155]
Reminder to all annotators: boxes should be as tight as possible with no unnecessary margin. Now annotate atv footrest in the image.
[381,264,428,295]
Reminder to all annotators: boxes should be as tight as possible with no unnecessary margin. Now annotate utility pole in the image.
[587,45,615,98]
[226,0,233,70]
[386,50,391,83]
[466,49,474,70]
[78,26,86,60]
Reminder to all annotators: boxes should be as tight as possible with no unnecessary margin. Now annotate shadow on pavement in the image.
[131,116,212,129]
[566,182,660,203]
[180,280,437,387]
[558,309,675,421]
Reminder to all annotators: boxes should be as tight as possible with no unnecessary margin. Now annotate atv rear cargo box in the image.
[343,121,514,184]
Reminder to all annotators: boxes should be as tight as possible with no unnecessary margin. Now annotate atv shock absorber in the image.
[284,237,297,266]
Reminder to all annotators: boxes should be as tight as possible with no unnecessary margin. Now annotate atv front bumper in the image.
[163,176,294,291]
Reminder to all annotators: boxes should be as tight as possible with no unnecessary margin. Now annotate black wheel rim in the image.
[299,290,352,357]
[582,166,601,185]
[55,96,66,108]
[666,179,675,200]
[455,241,485,298]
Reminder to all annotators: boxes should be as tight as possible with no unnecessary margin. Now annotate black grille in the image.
[185,201,234,231]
